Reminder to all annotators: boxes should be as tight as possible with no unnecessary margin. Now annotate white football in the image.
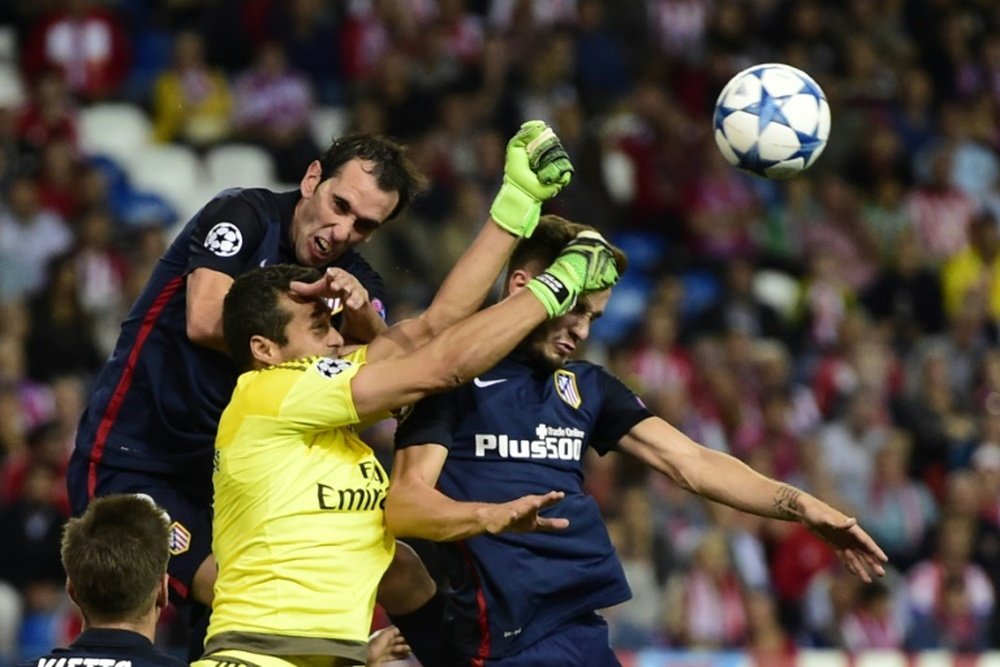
[713,63,831,179]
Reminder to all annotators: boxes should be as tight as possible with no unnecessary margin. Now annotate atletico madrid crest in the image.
[553,370,582,409]
[169,521,191,555]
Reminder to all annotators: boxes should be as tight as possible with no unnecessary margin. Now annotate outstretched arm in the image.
[386,444,568,541]
[618,417,888,583]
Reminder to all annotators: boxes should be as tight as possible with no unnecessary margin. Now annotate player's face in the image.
[274,293,345,361]
[292,158,399,267]
[526,290,610,369]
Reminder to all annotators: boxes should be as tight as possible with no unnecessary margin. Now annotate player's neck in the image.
[84,613,158,642]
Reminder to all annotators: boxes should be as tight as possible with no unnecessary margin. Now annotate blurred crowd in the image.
[2,0,1000,663]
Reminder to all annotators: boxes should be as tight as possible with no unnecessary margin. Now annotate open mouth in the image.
[313,236,332,257]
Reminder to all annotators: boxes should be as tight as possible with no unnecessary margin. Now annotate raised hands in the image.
[527,230,621,317]
[490,120,575,238]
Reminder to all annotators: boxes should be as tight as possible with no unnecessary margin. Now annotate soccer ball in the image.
[713,63,831,179]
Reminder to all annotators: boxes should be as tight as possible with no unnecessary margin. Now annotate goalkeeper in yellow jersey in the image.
[192,122,625,667]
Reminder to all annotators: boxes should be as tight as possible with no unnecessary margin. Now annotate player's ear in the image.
[507,268,532,295]
[156,574,169,610]
[300,160,323,198]
[249,334,280,367]
[66,578,77,605]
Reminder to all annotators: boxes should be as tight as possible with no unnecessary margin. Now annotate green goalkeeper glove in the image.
[490,120,574,238]
[527,231,620,318]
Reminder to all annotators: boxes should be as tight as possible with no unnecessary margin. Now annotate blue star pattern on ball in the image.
[746,71,795,134]
[712,63,830,179]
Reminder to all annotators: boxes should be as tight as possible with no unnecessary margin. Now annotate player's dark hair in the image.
[506,215,628,286]
[223,264,323,371]
[318,134,428,221]
[61,495,170,625]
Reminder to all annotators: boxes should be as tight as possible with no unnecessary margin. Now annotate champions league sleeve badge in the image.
[554,369,582,409]
[204,221,243,257]
[315,357,354,379]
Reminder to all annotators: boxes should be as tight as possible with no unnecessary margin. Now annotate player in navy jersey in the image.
[65,135,438,656]
[388,216,889,666]
[21,495,186,667]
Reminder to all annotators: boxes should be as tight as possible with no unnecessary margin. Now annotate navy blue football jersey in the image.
[74,189,387,493]
[20,628,186,667]
[394,354,653,661]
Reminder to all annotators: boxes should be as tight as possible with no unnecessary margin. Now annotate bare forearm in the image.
[386,484,493,541]
[689,448,812,521]
[421,221,517,334]
[420,290,547,389]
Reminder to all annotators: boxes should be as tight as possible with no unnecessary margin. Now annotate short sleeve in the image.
[590,368,653,455]
[186,193,268,276]
[277,357,364,430]
[394,390,460,451]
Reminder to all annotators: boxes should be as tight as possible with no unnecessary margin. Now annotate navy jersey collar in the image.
[276,189,301,262]
[71,628,155,650]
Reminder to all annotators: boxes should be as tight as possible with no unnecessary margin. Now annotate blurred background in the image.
[2,0,1000,665]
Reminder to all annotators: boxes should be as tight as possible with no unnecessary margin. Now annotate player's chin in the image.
[543,348,570,368]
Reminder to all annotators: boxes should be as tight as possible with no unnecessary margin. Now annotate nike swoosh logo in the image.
[473,377,508,388]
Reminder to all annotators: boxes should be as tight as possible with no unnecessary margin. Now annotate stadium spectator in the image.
[603,487,662,650]
[232,40,317,182]
[861,430,939,570]
[817,386,890,514]
[692,257,790,346]
[625,301,693,395]
[15,68,77,154]
[0,174,72,300]
[684,150,761,262]
[663,528,750,649]
[0,421,70,516]
[24,252,103,383]
[905,144,976,265]
[33,140,82,221]
[151,31,231,149]
[1,462,68,662]
[906,515,995,650]
[73,208,129,356]
[271,0,345,105]
[861,231,946,351]
[16,494,184,667]
[895,341,978,485]
[20,0,130,102]
[839,581,906,651]
[941,209,1000,321]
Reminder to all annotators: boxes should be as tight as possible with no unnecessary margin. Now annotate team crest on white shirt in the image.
[554,369,581,409]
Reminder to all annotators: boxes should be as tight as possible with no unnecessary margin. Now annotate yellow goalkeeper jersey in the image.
[205,348,394,664]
